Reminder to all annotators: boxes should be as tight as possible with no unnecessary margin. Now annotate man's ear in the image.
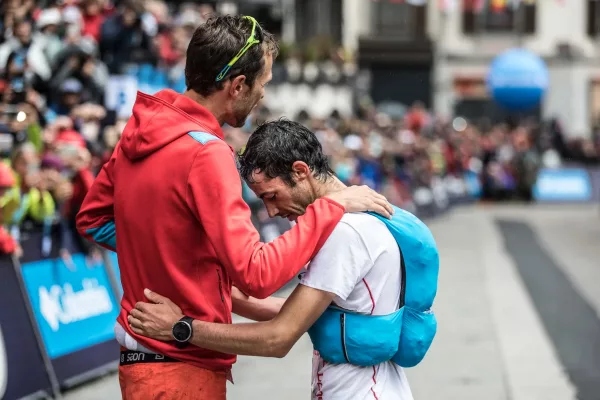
[291,161,310,181]
[229,75,247,98]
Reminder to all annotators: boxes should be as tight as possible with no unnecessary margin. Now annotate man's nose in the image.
[266,204,278,218]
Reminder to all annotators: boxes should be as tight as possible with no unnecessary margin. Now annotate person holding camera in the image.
[1,143,55,252]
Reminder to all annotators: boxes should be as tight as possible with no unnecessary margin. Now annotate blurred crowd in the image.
[0,0,217,258]
[1,0,599,258]
[233,102,600,216]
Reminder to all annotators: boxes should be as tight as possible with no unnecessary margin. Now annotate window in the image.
[483,4,516,32]
[372,1,427,39]
[295,0,342,45]
[462,1,536,35]
[588,0,600,36]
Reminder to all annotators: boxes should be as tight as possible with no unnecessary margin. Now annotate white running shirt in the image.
[301,213,414,400]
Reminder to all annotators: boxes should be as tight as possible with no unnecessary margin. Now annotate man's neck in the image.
[184,90,227,125]
[314,176,347,199]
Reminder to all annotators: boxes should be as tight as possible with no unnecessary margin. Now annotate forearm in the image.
[190,320,291,358]
[190,144,344,299]
[232,292,285,322]
[129,286,335,360]
[235,199,343,299]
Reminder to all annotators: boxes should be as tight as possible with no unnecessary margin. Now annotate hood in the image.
[120,89,224,160]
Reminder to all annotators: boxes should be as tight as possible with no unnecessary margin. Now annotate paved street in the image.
[63,204,600,400]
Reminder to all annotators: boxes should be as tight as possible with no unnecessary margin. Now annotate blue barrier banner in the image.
[20,254,121,359]
[532,168,593,202]
[0,257,54,399]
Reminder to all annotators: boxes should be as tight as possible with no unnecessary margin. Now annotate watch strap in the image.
[180,316,194,329]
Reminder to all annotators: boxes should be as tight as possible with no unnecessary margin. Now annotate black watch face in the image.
[173,321,192,342]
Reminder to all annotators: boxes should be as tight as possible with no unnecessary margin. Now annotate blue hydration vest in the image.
[307,206,439,368]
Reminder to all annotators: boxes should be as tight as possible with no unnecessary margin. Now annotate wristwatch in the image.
[172,316,194,346]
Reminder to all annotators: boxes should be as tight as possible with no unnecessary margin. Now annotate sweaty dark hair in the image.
[239,119,334,186]
[185,15,279,97]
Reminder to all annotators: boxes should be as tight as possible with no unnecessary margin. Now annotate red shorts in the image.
[119,361,227,400]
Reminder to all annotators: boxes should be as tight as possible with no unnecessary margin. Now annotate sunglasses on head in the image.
[215,15,264,82]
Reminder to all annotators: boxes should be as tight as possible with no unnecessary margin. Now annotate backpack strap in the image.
[365,210,406,310]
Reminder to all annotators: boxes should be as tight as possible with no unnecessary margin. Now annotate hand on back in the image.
[326,185,394,219]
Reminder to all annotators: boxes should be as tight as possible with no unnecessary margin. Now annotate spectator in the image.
[49,78,84,116]
[405,101,428,135]
[40,133,95,259]
[80,0,106,43]
[99,0,157,74]
[0,19,52,82]
[511,127,540,201]
[49,39,107,106]
[2,142,55,231]
[36,8,63,66]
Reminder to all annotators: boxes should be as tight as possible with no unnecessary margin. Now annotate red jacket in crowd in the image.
[76,89,344,372]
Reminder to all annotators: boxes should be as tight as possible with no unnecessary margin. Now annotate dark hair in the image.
[121,0,144,14]
[185,15,279,97]
[13,19,32,31]
[239,119,334,186]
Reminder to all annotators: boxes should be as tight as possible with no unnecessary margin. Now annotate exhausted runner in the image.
[128,120,415,400]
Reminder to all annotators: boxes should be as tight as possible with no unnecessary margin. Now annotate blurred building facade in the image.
[340,0,600,137]
[223,0,600,137]
[429,0,600,138]
[279,1,600,137]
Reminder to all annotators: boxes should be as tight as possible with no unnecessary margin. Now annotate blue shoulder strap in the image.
[365,208,407,309]
[188,131,220,144]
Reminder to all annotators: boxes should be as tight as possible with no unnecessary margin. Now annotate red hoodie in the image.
[76,90,344,372]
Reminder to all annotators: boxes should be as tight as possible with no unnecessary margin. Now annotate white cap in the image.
[37,8,62,28]
[62,5,82,25]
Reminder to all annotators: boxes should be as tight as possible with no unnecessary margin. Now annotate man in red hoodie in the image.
[76,15,391,400]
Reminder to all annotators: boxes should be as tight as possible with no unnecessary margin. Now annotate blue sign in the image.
[487,48,548,111]
[533,168,593,202]
[20,254,120,359]
[463,171,482,199]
